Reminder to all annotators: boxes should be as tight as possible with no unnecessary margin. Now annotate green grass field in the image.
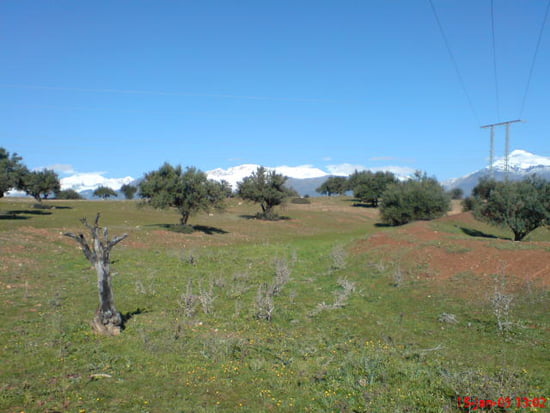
[1,197,548,412]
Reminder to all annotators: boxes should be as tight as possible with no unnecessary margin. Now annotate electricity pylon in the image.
[481,119,522,177]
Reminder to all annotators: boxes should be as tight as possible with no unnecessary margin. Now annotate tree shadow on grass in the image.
[239,214,291,221]
[121,308,148,330]
[145,223,228,235]
[193,225,229,235]
[0,209,52,220]
[351,202,377,208]
[460,227,503,239]
[374,222,393,228]
[0,212,29,220]
[7,209,53,215]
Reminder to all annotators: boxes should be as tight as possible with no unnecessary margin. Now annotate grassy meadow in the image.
[1,197,548,412]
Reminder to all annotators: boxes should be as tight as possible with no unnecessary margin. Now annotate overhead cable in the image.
[428,0,481,126]
[518,0,550,118]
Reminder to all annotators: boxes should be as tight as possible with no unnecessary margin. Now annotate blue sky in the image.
[1,0,549,182]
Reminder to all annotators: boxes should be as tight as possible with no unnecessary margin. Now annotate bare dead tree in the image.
[65,213,128,335]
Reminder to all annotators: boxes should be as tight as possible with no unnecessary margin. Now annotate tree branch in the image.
[108,234,128,250]
[64,232,95,263]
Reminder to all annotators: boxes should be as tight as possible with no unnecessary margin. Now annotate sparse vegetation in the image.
[0,196,548,412]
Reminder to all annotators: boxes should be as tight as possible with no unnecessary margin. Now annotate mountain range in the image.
[442,149,550,195]
[8,149,547,199]
[204,150,550,197]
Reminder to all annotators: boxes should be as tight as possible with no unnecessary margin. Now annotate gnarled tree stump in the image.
[65,213,128,336]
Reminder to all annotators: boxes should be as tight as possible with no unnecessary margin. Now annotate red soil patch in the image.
[353,213,550,290]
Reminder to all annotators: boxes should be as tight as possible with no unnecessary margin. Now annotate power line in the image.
[518,0,550,118]
[427,0,481,126]
[490,0,501,121]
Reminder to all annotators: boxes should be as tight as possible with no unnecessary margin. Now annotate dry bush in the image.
[178,280,199,318]
[272,258,291,295]
[330,244,348,271]
[198,279,216,314]
[392,265,404,287]
[310,278,356,316]
[255,282,275,321]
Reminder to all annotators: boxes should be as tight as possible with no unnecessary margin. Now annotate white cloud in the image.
[31,164,76,174]
[46,164,76,174]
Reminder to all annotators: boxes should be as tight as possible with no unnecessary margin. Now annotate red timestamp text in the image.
[457,396,547,410]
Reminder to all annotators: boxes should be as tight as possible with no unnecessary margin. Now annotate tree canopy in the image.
[139,163,226,225]
[93,186,118,199]
[316,176,348,197]
[348,170,397,207]
[56,189,84,200]
[120,184,137,200]
[237,166,292,219]
[379,172,450,226]
[0,147,26,198]
[21,169,61,203]
[472,176,550,241]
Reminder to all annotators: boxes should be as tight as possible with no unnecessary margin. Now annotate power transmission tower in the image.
[481,119,522,177]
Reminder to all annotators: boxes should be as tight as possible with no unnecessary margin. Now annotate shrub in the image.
[379,172,450,226]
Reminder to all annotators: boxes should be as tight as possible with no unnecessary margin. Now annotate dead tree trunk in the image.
[65,213,128,336]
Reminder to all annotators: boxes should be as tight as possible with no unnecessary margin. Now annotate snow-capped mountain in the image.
[206,163,416,196]
[206,164,329,190]
[11,149,545,200]
[60,172,134,193]
[491,149,550,172]
[444,149,550,195]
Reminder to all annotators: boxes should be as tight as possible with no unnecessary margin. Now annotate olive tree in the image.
[21,169,61,203]
[139,163,226,225]
[56,189,84,200]
[316,176,348,197]
[472,177,549,241]
[237,166,292,219]
[93,186,117,199]
[0,148,26,197]
[120,184,138,200]
[65,214,128,335]
[347,170,397,207]
[380,172,450,225]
